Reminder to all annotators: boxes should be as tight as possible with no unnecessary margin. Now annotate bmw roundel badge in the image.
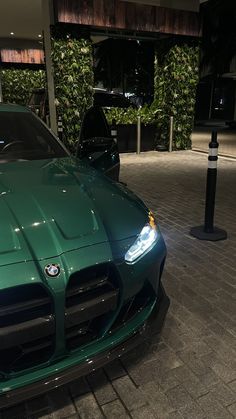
[44,263,61,278]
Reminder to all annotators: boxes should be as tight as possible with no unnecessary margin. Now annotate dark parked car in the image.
[28,87,137,167]
[0,103,169,408]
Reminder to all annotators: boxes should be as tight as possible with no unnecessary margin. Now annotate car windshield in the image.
[0,111,67,162]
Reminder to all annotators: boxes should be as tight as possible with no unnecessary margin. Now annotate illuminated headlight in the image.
[125,212,158,263]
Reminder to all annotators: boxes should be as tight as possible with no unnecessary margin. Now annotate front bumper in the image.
[0,283,169,410]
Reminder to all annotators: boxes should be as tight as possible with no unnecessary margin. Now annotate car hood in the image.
[0,157,147,267]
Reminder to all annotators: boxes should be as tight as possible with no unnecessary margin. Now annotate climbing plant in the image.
[1,69,46,105]
[51,29,94,150]
[154,41,199,149]
[105,104,162,126]
[104,41,199,150]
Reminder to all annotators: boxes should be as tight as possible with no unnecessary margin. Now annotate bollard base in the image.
[190,226,227,241]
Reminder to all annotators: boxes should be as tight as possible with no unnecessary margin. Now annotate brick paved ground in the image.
[1,151,236,419]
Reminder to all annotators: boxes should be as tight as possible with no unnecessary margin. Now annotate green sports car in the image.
[0,104,169,408]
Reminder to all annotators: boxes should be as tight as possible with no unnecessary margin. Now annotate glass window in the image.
[0,112,67,162]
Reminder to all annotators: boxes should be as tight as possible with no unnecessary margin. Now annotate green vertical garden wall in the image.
[51,29,94,150]
[154,41,199,149]
[1,69,46,105]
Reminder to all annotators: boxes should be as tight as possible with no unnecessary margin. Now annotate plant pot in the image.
[111,124,156,152]
[156,144,168,152]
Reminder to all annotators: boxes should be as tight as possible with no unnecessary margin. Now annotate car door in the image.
[77,106,120,181]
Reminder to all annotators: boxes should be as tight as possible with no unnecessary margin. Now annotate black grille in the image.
[65,264,119,351]
[0,284,54,375]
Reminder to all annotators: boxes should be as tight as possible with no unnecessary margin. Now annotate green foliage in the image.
[51,33,94,150]
[105,104,161,126]
[105,42,199,150]
[1,69,46,105]
[154,42,199,149]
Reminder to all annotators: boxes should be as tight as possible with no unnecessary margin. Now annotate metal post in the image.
[0,71,3,103]
[137,116,141,154]
[42,0,57,135]
[46,114,50,127]
[204,130,218,233]
[190,130,227,241]
[111,118,117,143]
[169,116,174,152]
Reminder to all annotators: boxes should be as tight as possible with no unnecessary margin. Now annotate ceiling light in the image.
[10,32,14,36]
[38,34,42,38]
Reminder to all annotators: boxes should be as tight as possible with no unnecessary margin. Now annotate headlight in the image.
[125,212,158,263]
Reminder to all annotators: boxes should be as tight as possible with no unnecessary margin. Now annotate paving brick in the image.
[162,328,187,352]
[171,364,197,383]
[203,335,236,367]
[178,401,206,419]
[87,370,117,405]
[155,368,181,392]
[198,392,234,419]
[140,381,175,417]
[177,349,211,376]
[102,399,130,418]
[201,352,236,383]
[210,382,236,407]
[73,392,104,419]
[227,402,236,417]
[121,357,166,387]
[48,388,77,418]
[130,405,157,419]
[112,376,146,411]
[229,380,236,393]
[150,346,184,370]
[166,384,194,410]
[181,373,209,399]
[165,412,183,419]
[199,369,221,388]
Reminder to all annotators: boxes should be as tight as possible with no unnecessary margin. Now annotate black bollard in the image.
[190,130,227,241]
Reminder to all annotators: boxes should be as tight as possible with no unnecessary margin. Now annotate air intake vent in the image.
[0,284,54,375]
[65,264,119,351]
